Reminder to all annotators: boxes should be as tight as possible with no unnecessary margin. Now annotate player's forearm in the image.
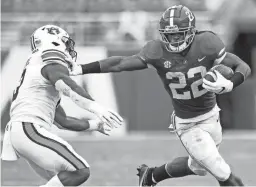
[233,62,251,80]
[222,53,251,88]
[80,55,148,73]
[55,117,102,132]
[55,79,103,114]
[54,105,100,132]
[56,116,90,131]
[81,56,125,74]
[58,76,94,100]
[231,59,251,88]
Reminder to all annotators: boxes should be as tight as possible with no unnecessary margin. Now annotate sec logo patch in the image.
[164,61,172,68]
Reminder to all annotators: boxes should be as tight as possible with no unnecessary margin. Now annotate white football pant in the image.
[173,112,231,181]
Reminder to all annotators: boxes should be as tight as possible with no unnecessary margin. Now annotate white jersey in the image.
[10,48,70,129]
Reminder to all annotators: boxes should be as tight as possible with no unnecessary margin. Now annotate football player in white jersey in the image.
[1,25,123,187]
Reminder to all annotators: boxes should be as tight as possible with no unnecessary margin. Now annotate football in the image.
[204,64,234,82]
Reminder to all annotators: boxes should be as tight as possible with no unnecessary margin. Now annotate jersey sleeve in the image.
[41,49,70,69]
[201,32,227,65]
[137,40,163,68]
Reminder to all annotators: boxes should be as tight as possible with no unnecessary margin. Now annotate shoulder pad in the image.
[197,31,224,55]
[142,40,163,60]
[41,49,69,67]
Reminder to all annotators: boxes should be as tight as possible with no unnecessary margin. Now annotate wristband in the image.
[230,72,244,88]
[88,120,99,131]
[81,61,101,74]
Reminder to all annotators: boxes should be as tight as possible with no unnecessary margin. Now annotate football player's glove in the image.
[203,70,233,94]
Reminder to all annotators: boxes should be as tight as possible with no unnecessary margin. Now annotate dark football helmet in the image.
[159,5,196,53]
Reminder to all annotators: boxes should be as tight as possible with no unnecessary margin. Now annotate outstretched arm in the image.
[68,40,165,75]
[100,55,148,73]
[54,105,90,131]
[68,40,163,75]
[42,63,123,127]
[69,55,148,75]
[54,105,111,135]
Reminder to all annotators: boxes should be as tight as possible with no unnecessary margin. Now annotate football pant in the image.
[174,112,231,181]
[9,122,89,178]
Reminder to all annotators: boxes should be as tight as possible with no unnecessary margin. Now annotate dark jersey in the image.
[138,31,226,119]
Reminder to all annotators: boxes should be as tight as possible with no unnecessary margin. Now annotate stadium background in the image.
[1,0,256,186]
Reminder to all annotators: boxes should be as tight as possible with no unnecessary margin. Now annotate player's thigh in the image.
[179,126,218,161]
[11,122,89,173]
[179,127,230,180]
[199,113,222,146]
[27,160,55,180]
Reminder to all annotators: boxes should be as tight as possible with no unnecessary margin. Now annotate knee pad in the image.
[188,157,207,176]
[202,156,231,181]
[191,168,207,176]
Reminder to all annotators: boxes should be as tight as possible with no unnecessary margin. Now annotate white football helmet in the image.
[30,25,77,60]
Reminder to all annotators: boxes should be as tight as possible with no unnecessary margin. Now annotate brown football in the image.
[204,64,234,82]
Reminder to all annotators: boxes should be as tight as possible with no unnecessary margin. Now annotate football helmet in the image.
[159,5,196,53]
[30,25,77,61]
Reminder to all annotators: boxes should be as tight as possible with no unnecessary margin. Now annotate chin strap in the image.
[169,42,187,52]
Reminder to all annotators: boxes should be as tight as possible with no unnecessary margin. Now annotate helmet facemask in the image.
[159,26,195,53]
[62,36,77,62]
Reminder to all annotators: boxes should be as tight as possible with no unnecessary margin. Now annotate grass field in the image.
[1,132,256,186]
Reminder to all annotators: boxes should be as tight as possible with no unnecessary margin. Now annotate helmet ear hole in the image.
[52,42,60,46]
[34,39,41,45]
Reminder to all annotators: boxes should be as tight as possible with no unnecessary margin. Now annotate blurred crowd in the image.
[1,0,220,49]
[2,0,208,13]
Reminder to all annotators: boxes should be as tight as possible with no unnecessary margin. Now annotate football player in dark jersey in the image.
[68,5,251,186]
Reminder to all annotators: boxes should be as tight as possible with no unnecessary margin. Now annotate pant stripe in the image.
[22,122,87,170]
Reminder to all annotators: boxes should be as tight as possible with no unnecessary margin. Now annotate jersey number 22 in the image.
[166,66,207,100]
